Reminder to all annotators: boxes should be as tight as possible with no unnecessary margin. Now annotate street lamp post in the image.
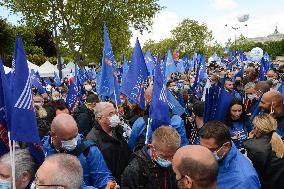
[225,24,247,62]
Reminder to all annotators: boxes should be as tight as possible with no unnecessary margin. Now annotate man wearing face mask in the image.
[199,121,260,189]
[74,94,100,137]
[86,102,131,185]
[259,90,284,139]
[121,126,180,189]
[42,113,116,188]
[0,149,37,189]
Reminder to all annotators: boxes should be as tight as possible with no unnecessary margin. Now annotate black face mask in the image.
[235,80,241,86]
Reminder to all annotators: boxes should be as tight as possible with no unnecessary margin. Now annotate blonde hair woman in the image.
[243,114,284,189]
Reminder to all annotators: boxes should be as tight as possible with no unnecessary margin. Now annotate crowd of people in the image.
[1,60,284,189]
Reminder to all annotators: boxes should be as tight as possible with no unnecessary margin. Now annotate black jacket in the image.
[243,134,284,189]
[74,104,95,137]
[86,122,131,184]
[121,146,178,189]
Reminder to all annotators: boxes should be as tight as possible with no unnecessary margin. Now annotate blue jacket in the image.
[42,135,114,189]
[217,142,261,189]
[128,115,188,151]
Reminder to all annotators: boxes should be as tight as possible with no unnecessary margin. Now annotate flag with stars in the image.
[121,38,148,109]
[66,80,80,112]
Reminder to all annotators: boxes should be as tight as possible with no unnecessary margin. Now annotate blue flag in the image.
[122,55,129,81]
[30,70,45,94]
[164,48,177,77]
[54,71,61,87]
[150,57,171,130]
[87,68,96,80]
[97,23,120,102]
[0,58,9,156]
[10,33,40,144]
[43,77,52,86]
[144,50,155,76]
[223,48,230,54]
[121,38,148,109]
[176,60,185,74]
[66,80,80,112]
[79,67,88,85]
[166,89,185,116]
[259,57,266,81]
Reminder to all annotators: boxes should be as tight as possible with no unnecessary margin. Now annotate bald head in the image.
[173,145,218,189]
[51,113,78,133]
[263,90,283,104]
[50,113,78,150]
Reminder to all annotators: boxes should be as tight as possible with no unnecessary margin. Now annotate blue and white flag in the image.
[150,57,171,130]
[121,38,148,109]
[97,22,120,104]
[164,48,177,77]
[54,71,61,87]
[10,33,40,144]
[166,89,185,116]
[144,50,155,76]
[31,70,45,94]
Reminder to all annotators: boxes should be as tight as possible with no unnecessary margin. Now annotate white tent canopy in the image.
[38,61,58,77]
[28,60,40,71]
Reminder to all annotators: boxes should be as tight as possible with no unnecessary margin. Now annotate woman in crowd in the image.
[243,114,284,189]
[225,98,251,149]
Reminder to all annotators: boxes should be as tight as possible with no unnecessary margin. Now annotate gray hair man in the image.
[34,153,83,189]
[0,149,36,189]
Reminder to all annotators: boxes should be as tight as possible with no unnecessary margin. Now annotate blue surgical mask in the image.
[0,179,12,189]
[184,85,190,90]
[212,151,222,161]
[156,157,172,168]
[174,86,179,92]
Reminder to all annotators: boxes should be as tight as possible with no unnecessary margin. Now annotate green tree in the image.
[171,19,213,54]
[1,0,163,67]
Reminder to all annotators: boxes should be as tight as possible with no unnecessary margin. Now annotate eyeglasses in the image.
[176,175,186,183]
[33,182,66,189]
[33,175,66,189]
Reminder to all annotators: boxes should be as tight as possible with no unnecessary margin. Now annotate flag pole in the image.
[145,118,152,144]
[8,132,16,189]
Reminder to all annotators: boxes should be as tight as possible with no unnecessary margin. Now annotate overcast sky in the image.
[1,0,283,47]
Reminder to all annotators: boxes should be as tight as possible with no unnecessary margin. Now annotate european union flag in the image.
[97,22,120,101]
[150,57,171,130]
[87,68,96,80]
[30,70,45,94]
[199,54,207,81]
[164,48,177,77]
[121,38,148,109]
[66,80,80,112]
[54,71,61,87]
[144,50,155,76]
[10,33,40,144]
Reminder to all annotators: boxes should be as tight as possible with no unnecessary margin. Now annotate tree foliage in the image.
[1,0,163,65]
[171,19,213,54]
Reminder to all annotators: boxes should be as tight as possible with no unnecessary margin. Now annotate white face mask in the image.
[61,136,78,151]
[84,84,92,92]
[109,115,121,128]
[53,97,60,101]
